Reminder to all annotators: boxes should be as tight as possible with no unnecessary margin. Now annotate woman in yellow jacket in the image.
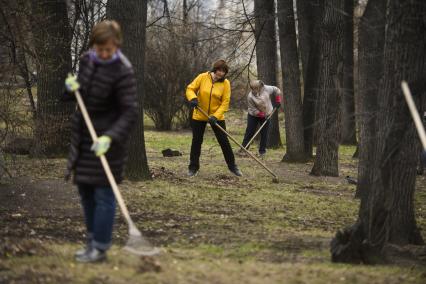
[186,60,242,177]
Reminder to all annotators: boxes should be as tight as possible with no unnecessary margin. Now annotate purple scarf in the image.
[89,49,121,65]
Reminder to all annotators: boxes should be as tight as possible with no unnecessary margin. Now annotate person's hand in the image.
[65,74,80,93]
[189,98,198,108]
[257,111,265,118]
[422,150,426,167]
[273,95,282,109]
[208,115,218,125]
[91,136,112,157]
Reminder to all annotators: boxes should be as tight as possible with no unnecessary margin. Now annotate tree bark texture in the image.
[254,0,281,148]
[31,0,74,156]
[332,0,426,264]
[107,0,151,180]
[341,0,357,145]
[310,0,343,177]
[355,0,386,199]
[277,0,307,162]
[298,0,319,157]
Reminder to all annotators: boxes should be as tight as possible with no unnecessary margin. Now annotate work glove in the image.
[422,150,426,167]
[91,135,112,157]
[273,95,282,109]
[256,111,265,118]
[65,74,80,93]
[189,98,198,108]
[208,115,218,125]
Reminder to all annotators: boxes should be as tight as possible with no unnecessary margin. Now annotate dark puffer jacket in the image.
[63,51,138,186]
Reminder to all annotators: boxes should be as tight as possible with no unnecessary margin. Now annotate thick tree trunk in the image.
[298,0,319,157]
[310,0,343,177]
[107,0,151,180]
[341,0,357,145]
[254,0,281,148]
[355,0,386,199]
[332,0,426,264]
[31,0,74,156]
[277,0,307,162]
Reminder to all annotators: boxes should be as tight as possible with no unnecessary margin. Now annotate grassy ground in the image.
[1,110,426,283]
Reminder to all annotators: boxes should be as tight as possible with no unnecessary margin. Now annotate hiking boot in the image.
[187,169,198,177]
[258,152,266,160]
[229,166,243,177]
[75,247,106,263]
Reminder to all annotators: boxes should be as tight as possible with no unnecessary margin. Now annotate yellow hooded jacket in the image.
[186,72,231,121]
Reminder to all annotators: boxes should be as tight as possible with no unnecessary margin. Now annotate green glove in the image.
[65,74,80,92]
[91,136,112,157]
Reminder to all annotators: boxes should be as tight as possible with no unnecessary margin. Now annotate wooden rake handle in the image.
[196,107,278,179]
[74,90,138,230]
[401,81,426,150]
[245,107,278,149]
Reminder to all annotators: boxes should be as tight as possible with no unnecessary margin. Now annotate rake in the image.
[197,106,279,183]
[74,88,160,256]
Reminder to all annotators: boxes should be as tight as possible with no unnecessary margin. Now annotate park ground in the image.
[1,110,426,283]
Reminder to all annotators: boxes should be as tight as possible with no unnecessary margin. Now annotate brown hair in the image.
[212,59,229,75]
[89,20,123,47]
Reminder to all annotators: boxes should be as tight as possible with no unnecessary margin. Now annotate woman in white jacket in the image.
[240,80,282,158]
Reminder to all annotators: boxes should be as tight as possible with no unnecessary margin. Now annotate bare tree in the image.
[107,0,151,180]
[298,0,320,157]
[355,0,386,198]
[341,0,357,145]
[277,0,307,162]
[310,0,344,177]
[332,0,426,264]
[254,0,281,148]
[31,0,74,156]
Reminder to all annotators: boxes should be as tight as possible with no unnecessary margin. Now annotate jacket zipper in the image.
[208,73,214,116]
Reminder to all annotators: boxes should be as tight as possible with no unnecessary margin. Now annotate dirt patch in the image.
[150,166,185,182]
[296,185,354,197]
[137,256,162,274]
[0,238,48,259]
[0,177,83,243]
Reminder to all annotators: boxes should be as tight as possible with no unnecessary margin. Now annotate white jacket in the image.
[247,85,280,117]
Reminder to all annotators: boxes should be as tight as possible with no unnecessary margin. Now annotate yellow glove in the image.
[91,136,112,157]
[65,74,80,92]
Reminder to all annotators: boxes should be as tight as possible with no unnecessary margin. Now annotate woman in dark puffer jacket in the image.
[62,20,138,263]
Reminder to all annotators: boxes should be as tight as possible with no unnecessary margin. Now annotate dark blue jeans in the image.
[242,114,270,154]
[78,184,116,251]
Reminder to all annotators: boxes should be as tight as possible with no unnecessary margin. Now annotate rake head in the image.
[123,227,160,256]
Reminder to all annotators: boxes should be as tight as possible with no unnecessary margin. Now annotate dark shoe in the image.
[229,166,243,177]
[75,248,106,263]
[188,169,198,177]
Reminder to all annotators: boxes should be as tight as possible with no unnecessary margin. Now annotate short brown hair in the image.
[212,59,229,75]
[89,20,123,47]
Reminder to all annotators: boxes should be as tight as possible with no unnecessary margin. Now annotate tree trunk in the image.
[341,0,357,145]
[296,0,313,87]
[277,0,307,162]
[107,0,151,180]
[355,0,386,199]
[298,0,319,157]
[31,0,74,156]
[254,0,281,148]
[310,0,343,177]
[331,0,426,264]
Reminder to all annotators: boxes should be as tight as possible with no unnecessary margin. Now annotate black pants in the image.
[241,114,270,154]
[189,119,236,171]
